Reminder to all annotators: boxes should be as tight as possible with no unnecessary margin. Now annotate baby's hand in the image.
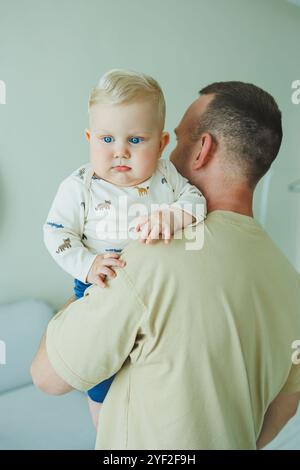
[135,208,196,245]
[86,253,126,288]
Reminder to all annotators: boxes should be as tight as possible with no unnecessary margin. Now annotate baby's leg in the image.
[60,294,77,310]
[86,376,116,429]
[87,396,102,430]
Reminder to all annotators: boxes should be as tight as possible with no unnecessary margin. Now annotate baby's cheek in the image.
[138,150,160,173]
[90,146,109,167]
[89,144,99,160]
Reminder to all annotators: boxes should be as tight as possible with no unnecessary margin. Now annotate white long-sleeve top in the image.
[43,160,206,282]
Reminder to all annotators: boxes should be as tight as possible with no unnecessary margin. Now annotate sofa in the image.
[0,299,95,450]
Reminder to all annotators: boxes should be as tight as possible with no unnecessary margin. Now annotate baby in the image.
[43,69,206,427]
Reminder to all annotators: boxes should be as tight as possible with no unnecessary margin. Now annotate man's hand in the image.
[135,208,195,244]
[86,253,126,288]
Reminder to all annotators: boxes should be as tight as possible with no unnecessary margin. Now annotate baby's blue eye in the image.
[102,136,114,143]
[129,137,144,144]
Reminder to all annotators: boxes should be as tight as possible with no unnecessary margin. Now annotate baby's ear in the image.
[85,129,91,141]
[159,131,170,155]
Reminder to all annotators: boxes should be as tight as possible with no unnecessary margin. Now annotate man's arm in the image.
[31,335,73,395]
[256,391,300,449]
[30,263,145,396]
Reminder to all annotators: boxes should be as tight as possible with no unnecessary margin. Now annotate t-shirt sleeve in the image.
[46,268,146,391]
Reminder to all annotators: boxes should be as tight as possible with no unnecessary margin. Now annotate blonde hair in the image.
[88,69,166,127]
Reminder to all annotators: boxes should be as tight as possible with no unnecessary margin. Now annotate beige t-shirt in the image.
[46,211,300,450]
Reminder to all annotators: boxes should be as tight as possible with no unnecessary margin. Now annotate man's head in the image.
[170,81,282,190]
[85,69,169,187]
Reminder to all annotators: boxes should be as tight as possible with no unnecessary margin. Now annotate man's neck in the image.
[203,183,254,217]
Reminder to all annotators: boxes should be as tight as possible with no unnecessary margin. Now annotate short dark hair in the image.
[196,81,282,186]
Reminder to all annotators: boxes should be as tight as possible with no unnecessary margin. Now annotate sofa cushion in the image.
[0,299,53,393]
[0,384,95,449]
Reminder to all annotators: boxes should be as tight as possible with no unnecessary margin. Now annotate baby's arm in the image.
[165,159,206,227]
[86,253,126,288]
[136,160,206,244]
[43,176,97,282]
[44,176,126,287]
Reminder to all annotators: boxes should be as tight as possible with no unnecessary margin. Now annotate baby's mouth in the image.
[113,165,132,172]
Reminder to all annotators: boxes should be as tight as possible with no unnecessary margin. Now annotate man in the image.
[31,82,300,450]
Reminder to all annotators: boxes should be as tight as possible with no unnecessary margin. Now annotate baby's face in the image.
[86,100,169,187]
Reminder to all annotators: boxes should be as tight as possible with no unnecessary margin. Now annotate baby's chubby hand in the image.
[134,207,194,245]
[86,253,126,288]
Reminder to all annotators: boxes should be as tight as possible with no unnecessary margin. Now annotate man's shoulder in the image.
[206,210,300,283]
[120,230,201,282]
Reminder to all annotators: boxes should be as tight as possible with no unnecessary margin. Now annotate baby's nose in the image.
[114,151,131,159]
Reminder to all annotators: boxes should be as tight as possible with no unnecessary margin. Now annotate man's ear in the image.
[85,129,91,142]
[192,133,214,170]
[158,131,170,158]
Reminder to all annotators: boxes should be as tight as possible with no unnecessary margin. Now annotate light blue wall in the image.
[0,0,299,309]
